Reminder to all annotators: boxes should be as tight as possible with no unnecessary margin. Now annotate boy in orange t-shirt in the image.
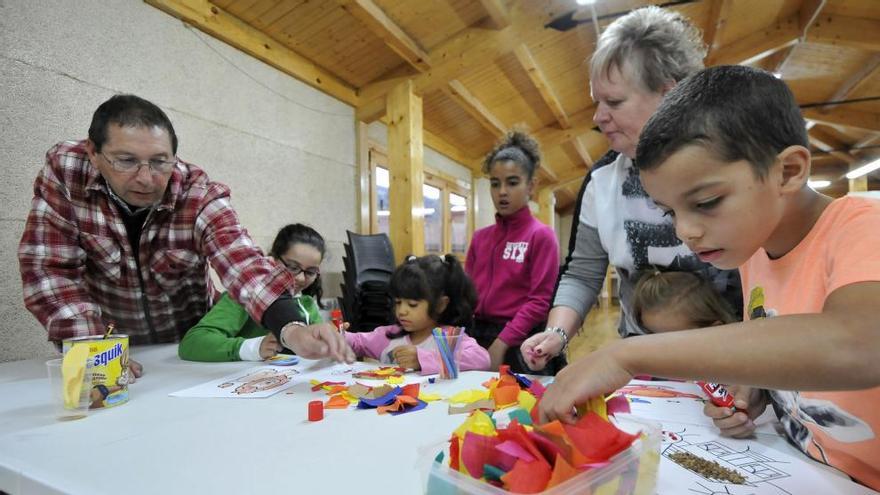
[538,65,880,490]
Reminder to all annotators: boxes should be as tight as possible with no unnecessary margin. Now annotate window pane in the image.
[376,167,389,235]
[423,184,442,253]
[450,193,468,254]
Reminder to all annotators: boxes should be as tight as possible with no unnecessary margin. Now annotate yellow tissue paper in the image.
[448,389,490,405]
[454,410,496,439]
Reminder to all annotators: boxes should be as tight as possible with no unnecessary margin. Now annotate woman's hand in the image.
[259,334,283,360]
[521,331,564,371]
[391,345,420,370]
[488,339,509,371]
[703,385,769,438]
[538,341,633,424]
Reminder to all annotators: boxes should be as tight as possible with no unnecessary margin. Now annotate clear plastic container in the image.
[424,414,660,495]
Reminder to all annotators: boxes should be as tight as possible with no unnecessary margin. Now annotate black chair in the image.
[338,232,396,332]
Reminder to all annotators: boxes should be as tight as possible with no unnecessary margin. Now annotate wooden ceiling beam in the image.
[357,6,536,122]
[441,80,506,137]
[853,134,880,155]
[551,168,590,191]
[572,137,594,168]
[798,0,826,36]
[708,15,799,66]
[478,0,510,29]
[807,14,880,52]
[338,0,430,72]
[702,0,730,57]
[532,106,597,151]
[145,0,360,106]
[819,54,880,113]
[423,128,483,174]
[803,108,880,134]
[514,44,570,129]
[808,127,856,164]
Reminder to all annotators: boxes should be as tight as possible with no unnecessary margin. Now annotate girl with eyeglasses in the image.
[178,224,328,362]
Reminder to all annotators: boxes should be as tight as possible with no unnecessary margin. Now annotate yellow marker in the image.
[61,344,89,409]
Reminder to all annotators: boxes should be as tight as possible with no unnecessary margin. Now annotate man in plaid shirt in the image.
[19,95,352,377]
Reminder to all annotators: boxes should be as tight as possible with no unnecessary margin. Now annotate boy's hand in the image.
[391,345,420,370]
[259,334,283,360]
[703,385,769,438]
[539,342,633,424]
[521,332,564,371]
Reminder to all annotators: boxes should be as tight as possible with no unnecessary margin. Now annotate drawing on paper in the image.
[662,426,792,494]
[618,383,703,400]
[217,368,301,395]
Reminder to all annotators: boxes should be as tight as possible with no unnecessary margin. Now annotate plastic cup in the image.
[46,358,93,421]
[434,335,462,380]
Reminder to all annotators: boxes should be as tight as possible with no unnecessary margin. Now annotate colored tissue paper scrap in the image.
[350,383,427,416]
[352,366,405,380]
[447,366,547,416]
[432,410,652,494]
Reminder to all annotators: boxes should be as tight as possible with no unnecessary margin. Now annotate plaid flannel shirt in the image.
[18,140,295,345]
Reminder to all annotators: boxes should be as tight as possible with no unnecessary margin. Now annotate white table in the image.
[0,345,873,495]
[0,344,484,495]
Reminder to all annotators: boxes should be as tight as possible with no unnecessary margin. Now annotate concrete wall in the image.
[0,0,357,362]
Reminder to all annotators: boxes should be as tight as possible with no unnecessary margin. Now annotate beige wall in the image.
[0,0,358,361]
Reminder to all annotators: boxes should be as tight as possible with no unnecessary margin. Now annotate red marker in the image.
[697,381,740,411]
[331,309,344,334]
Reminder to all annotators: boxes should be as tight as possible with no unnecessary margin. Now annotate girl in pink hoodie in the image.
[344,254,490,374]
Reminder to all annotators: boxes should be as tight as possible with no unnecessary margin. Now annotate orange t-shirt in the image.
[740,196,880,490]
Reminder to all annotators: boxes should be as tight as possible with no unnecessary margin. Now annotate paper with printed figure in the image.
[656,420,876,494]
[170,360,425,398]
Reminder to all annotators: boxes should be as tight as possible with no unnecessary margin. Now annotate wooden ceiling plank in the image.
[702,0,730,56]
[551,168,590,191]
[820,54,880,114]
[357,5,538,122]
[799,0,826,36]
[808,126,856,164]
[145,0,359,106]
[338,0,431,71]
[853,133,880,155]
[532,106,596,151]
[708,15,799,66]
[572,137,594,168]
[478,0,510,29]
[514,44,570,129]
[441,80,506,136]
[803,108,880,133]
[807,15,880,52]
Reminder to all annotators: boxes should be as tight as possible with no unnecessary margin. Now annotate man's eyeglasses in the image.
[283,260,320,278]
[101,152,177,174]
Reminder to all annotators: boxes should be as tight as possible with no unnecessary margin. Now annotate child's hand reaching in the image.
[703,385,769,438]
[391,345,420,370]
[538,341,633,424]
[259,334,283,360]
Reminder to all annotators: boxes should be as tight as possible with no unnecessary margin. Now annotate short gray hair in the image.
[590,6,706,93]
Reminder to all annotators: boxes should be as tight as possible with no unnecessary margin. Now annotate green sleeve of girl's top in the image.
[178,293,267,362]
[297,295,323,325]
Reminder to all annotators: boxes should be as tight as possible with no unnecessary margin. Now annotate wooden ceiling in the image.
[146,0,880,213]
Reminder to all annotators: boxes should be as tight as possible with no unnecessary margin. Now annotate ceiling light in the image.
[807,179,831,189]
[845,158,880,180]
[575,0,595,5]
